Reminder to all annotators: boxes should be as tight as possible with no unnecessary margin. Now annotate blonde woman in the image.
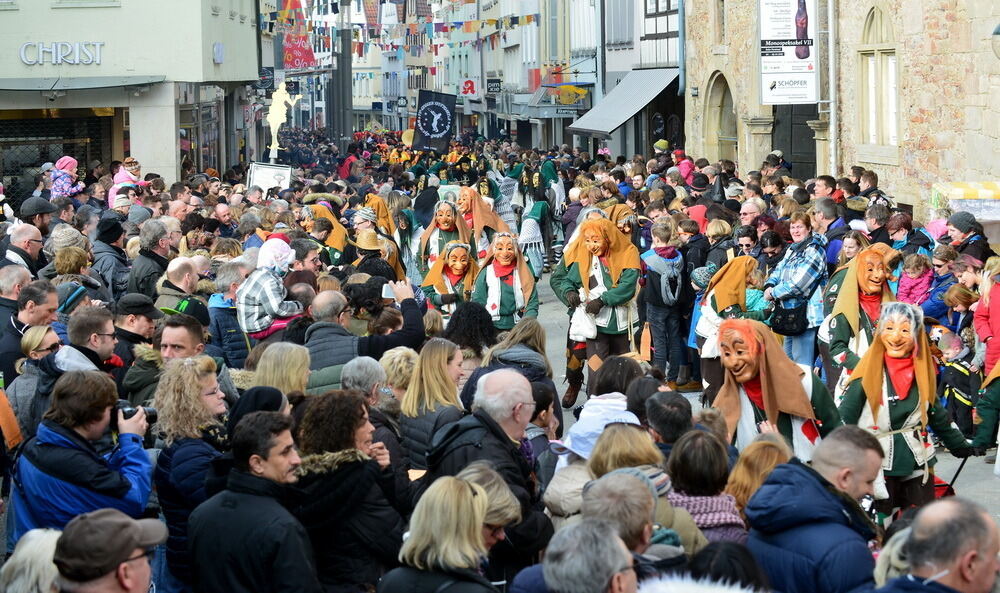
[586,423,710,557]
[377,476,497,593]
[253,342,310,395]
[7,326,60,435]
[456,461,522,552]
[724,437,792,520]
[400,337,464,470]
[152,356,227,587]
[0,527,61,593]
[381,346,418,400]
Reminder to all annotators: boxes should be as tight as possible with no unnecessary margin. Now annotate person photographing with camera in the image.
[11,369,151,544]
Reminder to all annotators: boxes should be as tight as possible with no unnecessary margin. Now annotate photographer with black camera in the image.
[11,369,151,542]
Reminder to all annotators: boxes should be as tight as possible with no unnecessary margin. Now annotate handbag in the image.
[770,280,821,337]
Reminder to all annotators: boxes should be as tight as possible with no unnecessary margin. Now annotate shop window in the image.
[0,0,17,10]
[856,6,899,165]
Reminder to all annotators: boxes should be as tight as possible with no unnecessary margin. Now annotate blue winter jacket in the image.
[11,420,152,542]
[921,273,957,321]
[154,436,223,584]
[745,459,876,593]
[876,576,964,593]
[208,293,251,369]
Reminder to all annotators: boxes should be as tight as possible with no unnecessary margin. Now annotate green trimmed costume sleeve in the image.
[810,374,844,436]
[600,268,640,307]
[971,383,1000,448]
[471,268,488,307]
[549,261,577,308]
[524,282,539,318]
[828,313,861,370]
[421,284,444,307]
[926,397,972,452]
[838,379,867,425]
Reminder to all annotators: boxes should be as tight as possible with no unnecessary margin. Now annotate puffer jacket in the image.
[154,281,190,312]
[154,435,224,585]
[92,240,131,300]
[11,419,151,541]
[208,293,251,369]
[38,262,112,304]
[292,448,404,593]
[378,566,498,593]
[745,459,876,593]
[542,458,590,531]
[7,361,40,434]
[127,248,168,299]
[400,404,464,471]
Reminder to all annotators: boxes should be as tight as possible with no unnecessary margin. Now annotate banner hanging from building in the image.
[281,0,317,69]
[758,0,819,104]
[412,90,456,153]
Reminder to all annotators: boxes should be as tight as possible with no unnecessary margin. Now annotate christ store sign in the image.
[20,41,105,65]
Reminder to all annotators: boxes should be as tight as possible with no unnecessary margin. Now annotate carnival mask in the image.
[880,318,915,359]
[439,169,448,181]
[494,236,516,266]
[435,206,456,231]
[719,330,760,384]
[533,172,541,186]
[583,229,608,257]
[616,220,632,235]
[446,246,470,276]
[479,181,490,197]
[857,252,886,295]
[457,192,472,215]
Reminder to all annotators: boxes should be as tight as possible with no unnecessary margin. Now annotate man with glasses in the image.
[290,238,324,274]
[0,279,58,385]
[12,369,150,541]
[425,369,554,585]
[1,223,46,278]
[739,197,766,229]
[53,508,166,593]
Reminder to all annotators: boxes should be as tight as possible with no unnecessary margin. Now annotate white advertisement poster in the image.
[759,0,819,105]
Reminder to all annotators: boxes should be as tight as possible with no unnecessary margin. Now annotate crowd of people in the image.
[0,129,996,593]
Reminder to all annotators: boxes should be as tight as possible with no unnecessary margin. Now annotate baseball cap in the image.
[162,297,210,327]
[54,509,167,582]
[549,410,641,458]
[40,162,55,173]
[115,293,164,320]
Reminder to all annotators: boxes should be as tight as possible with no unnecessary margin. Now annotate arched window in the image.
[858,6,898,153]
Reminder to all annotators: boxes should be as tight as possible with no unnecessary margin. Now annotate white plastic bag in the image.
[569,305,597,341]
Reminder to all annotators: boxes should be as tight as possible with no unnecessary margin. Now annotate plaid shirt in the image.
[766,232,828,327]
[235,268,303,333]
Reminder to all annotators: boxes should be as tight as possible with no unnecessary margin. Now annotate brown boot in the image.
[666,381,681,391]
[562,383,581,408]
[676,381,702,393]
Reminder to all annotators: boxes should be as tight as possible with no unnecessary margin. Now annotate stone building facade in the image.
[683,0,1000,216]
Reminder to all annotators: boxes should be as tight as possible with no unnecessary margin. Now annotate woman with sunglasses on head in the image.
[7,326,61,435]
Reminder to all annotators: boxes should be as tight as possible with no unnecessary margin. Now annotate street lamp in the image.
[993,23,1000,60]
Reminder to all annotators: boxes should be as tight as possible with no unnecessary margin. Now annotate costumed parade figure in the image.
[417,200,471,276]
[519,200,549,280]
[353,207,405,280]
[301,202,350,267]
[421,241,479,321]
[553,217,641,391]
[713,318,842,460]
[456,186,510,263]
[820,245,896,402]
[472,232,538,330]
[839,302,977,515]
[353,229,405,282]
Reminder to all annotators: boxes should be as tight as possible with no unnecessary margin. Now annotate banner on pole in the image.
[758,0,819,104]
[412,90,457,153]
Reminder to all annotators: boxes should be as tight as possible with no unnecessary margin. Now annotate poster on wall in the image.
[758,0,819,104]
[248,162,293,191]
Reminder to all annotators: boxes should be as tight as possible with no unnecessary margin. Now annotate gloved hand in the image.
[564,291,581,309]
[585,298,604,316]
[971,446,988,457]
[439,293,458,305]
[951,446,977,458]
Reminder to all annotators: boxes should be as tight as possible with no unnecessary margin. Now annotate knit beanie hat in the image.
[56,281,88,315]
[653,139,669,152]
[113,195,131,209]
[127,205,152,225]
[50,225,87,251]
[691,263,718,290]
[947,211,977,234]
[353,207,378,225]
[123,157,141,175]
[96,217,124,244]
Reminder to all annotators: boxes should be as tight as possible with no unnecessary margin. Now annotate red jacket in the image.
[974,295,1000,373]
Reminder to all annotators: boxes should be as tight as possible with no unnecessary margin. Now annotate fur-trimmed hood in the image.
[297,447,369,476]
[639,576,759,593]
[133,342,164,367]
[227,368,256,391]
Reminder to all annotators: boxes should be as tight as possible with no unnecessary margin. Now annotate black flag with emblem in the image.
[412,90,457,153]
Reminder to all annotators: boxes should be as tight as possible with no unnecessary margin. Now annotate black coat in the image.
[681,234,710,274]
[188,470,323,593]
[378,566,498,593]
[400,404,464,471]
[292,449,404,593]
[371,407,413,514]
[127,249,169,299]
[424,410,554,586]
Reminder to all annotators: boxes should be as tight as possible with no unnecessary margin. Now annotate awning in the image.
[566,68,678,138]
[0,76,166,91]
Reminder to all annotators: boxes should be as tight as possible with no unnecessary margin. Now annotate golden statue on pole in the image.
[266,81,302,156]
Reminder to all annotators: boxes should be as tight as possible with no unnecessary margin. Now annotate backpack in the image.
[644,252,684,307]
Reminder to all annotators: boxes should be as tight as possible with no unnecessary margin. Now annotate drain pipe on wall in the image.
[677,0,686,96]
[827,0,839,174]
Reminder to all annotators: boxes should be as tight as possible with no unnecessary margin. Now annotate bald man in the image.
[154,257,199,311]
[1,224,44,277]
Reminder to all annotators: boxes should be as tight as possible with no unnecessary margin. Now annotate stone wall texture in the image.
[684,0,1000,219]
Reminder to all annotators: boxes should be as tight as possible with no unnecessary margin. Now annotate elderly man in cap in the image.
[53,508,166,593]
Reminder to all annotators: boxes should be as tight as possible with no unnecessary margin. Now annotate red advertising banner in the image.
[283,34,317,69]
